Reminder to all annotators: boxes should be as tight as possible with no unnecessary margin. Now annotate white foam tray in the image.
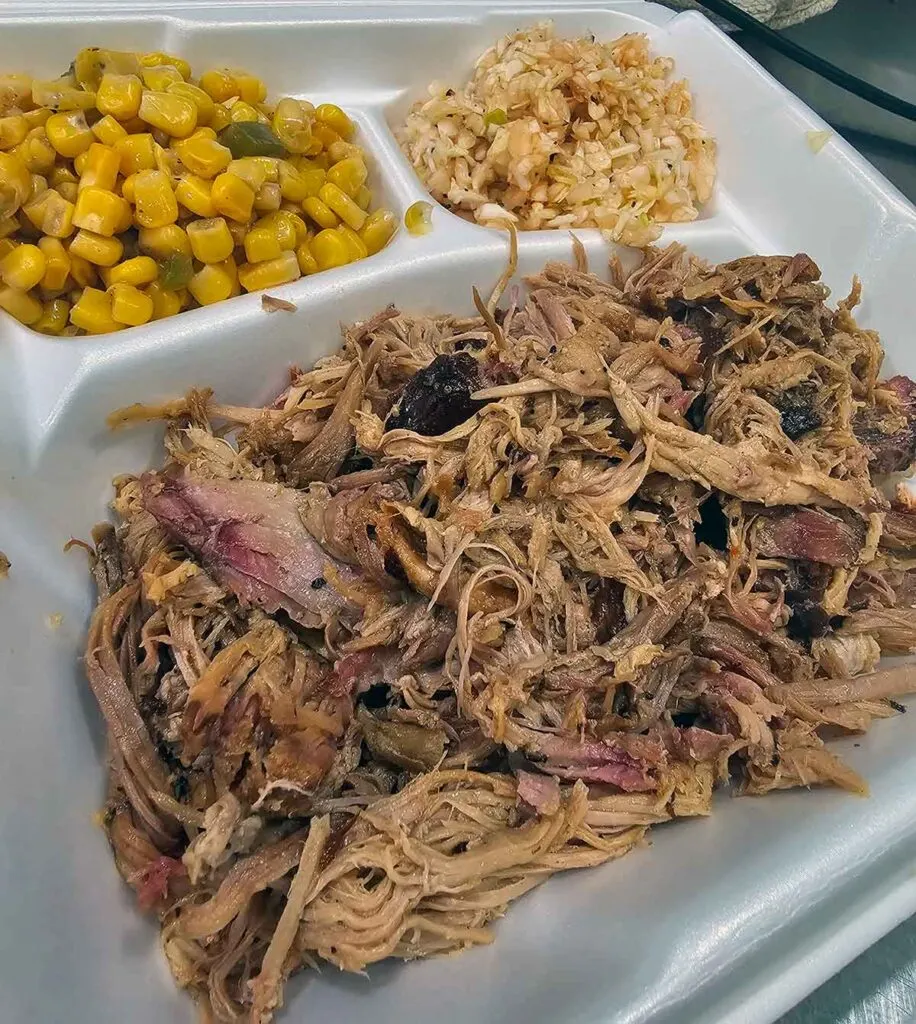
[2,3,916,1022]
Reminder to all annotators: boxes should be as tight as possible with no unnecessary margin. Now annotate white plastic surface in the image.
[2,4,916,1023]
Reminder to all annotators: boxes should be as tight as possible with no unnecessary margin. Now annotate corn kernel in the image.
[285,212,308,244]
[227,101,263,124]
[359,208,397,255]
[257,211,298,250]
[0,73,32,111]
[227,157,268,192]
[310,228,350,271]
[13,129,57,174]
[354,185,372,211]
[186,216,234,263]
[167,81,215,126]
[404,200,433,236]
[175,174,215,218]
[226,218,248,247]
[146,279,186,319]
[49,166,77,191]
[244,224,283,264]
[109,282,154,326]
[295,239,319,276]
[69,286,122,333]
[38,237,70,291]
[311,124,341,154]
[209,105,231,133]
[237,251,300,292]
[27,176,47,204]
[211,171,254,222]
[58,182,79,204]
[188,258,236,305]
[72,187,130,237]
[96,73,143,121]
[318,182,366,231]
[35,297,70,334]
[79,143,120,193]
[140,65,183,93]
[0,115,29,151]
[22,107,50,131]
[199,69,238,103]
[69,229,123,267]
[68,253,97,288]
[108,255,158,287]
[1,240,44,290]
[0,239,16,261]
[91,115,128,147]
[277,161,310,203]
[231,71,267,105]
[0,284,42,325]
[31,80,96,112]
[138,92,197,139]
[133,169,179,229]
[44,112,93,160]
[315,103,354,141]
[115,133,157,175]
[326,157,368,199]
[120,173,138,204]
[138,223,191,259]
[337,224,368,261]
[327,139,364,165]
[174,134,232,179]
[140,52,191,81]
[254,182,281,213]
[272,98,312,155]
[0,215,18,240]
[302,195,338,230]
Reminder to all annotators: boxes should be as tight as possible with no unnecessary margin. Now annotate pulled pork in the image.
[82,244,916,1023]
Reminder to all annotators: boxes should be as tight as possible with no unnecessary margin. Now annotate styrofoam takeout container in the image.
[2,2,916,1022]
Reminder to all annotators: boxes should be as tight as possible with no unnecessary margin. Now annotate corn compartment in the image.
[0,49,399,335]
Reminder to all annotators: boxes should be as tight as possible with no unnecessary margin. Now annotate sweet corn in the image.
[68,252,97,288]
[140,65,183,93]
[0,115,29,151]
[31,80,96,112]
[355,185,372,211]
[38,237,70,291]
[69,228,123,266]
[133,169,179,228]
[310,228,350,271]
[0,165,26,208]
[199,69,238,103]
[237,251,300,292]
[108,255,158,286]
[227,157,268,192]
[1,242,45,290]
[73,187,130,236]
[90,115,128,147]
[272,98,312,154]
[0,238,16,261]
[188,258,236,305]
[115,133,157,174]
[0,73,33,111]
[14,129,57,174]
[359,208,397,255]
[244,223,283,264]
[311,124,341,154]
[318,182,366,231]
[227,100,263,124]
[0,284,42,325]
[186,216,234,263]
[57,181,79,204]
[120,173,138,204]
[45,112,94,160]
[285,211,308,244]
[50,165,78,190]
[254,182,281,212]
[69,286,122,332]
[404,200,433,236]
[326,157,367,198]
[315,103,354,141]
[173,134,231,178]
[209,105,232,133]
[79,143,120,193]
[35,297,70,334]
[295,239,319,275]
[211,171,254,222]
[140,52,191,81]
[302,195,338,230]
[146,280,186,319]
[231,71,267,106]
[277,160,311,203]
[327,139,363,165]
[226,218,248,247]
[175,174,215,218]
[22,189,75,238]
[167,81,215,126]
[22,107,51,131]
[337,224,367,261]
[138,91,197,139]
[257,211,298,250]
[96,74,143,121]
[138,223,191,259]
[109,282,154,326]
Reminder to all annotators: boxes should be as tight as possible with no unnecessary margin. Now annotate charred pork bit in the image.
[385,353,483,436]
[772,383,822,441]
[753,508,865,567]
[141,474,360,628]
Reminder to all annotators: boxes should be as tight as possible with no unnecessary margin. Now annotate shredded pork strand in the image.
[81,244,916,1022]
